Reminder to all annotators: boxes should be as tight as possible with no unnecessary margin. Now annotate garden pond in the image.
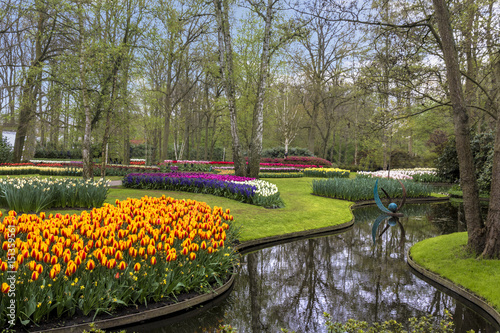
[118,202,499,333]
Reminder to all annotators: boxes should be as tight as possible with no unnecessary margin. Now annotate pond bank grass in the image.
[410,232,500,312]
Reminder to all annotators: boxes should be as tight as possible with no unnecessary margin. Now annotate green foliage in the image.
[312,178,432,201]
[260,156,332,167]
[261,147,314,158]
[435,131,494,192]
[0,137,12,163]
[323,311,455,333]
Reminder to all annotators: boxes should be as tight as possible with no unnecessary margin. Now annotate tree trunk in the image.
[13,3,45,162]
[79,4,93,180]
[247,0,274,178]
[481,55,500,258]
[214,0,245,176]
[432,0,485,253]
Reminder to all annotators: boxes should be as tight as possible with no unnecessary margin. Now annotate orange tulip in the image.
[107,258,116,269]
[86,259,95,270]
[0,262,7,272]
[63,253,71,263]
[147,245,156,256]
[31,271,39,281]
[28,260,37,271]
[49,268,58,279]
[1,282,10,294]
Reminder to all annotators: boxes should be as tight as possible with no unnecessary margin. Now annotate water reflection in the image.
[121,203,498,333]
[372,215,406,249]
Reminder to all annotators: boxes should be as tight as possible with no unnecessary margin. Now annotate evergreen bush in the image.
[0,136,13,163]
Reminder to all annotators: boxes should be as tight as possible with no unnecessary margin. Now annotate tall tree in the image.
[432,0,485,254]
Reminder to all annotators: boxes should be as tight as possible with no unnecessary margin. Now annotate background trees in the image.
[1,0,480,170]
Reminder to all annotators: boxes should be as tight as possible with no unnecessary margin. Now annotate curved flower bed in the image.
[0,196,238,328]
[123,173,284,208]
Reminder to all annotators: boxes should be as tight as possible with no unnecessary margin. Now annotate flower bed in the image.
[258,172,303,178]
[303,168,350,178]
[0,177,109,213]
[357,168,442,182]
[123,173,283,208]
[0,164,160,177]
[312,178,432,201]
[162,158,331,168]
[0,196,238,327]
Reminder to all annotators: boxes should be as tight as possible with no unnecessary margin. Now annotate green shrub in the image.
[435,131,494,192]
[261,147,314,158]
[322,311,454,333]
[312,178,432,201]
[0,137,12,163]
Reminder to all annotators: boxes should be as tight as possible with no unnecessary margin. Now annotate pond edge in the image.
[406,247,500,329]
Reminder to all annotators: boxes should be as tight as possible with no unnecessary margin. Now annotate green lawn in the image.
[410,232,500,312]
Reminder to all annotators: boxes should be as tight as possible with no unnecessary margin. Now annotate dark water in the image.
[120,203,498,333]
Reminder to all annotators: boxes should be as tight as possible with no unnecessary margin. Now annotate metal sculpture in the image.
[373,179,406,217]
[372,179,407,246]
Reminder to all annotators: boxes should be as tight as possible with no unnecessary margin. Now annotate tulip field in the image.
[0,195,238,327]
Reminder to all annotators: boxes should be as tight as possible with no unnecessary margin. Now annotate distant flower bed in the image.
[0,164,159,176]
[312,178,432,201]
[0,196,238,327]
[123,173,283,208]
[162,157,331,168]
[215,166,301,173]
[357,168,442,182]
[303,168,350,178]
[259,172,303,178]
[0,177,109,212]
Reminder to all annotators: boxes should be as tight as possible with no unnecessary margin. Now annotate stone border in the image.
[407,248,500,329]
[30,274,235,333]
[235,219,355,254]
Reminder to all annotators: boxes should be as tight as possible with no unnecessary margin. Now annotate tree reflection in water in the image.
[126,203,498,333]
